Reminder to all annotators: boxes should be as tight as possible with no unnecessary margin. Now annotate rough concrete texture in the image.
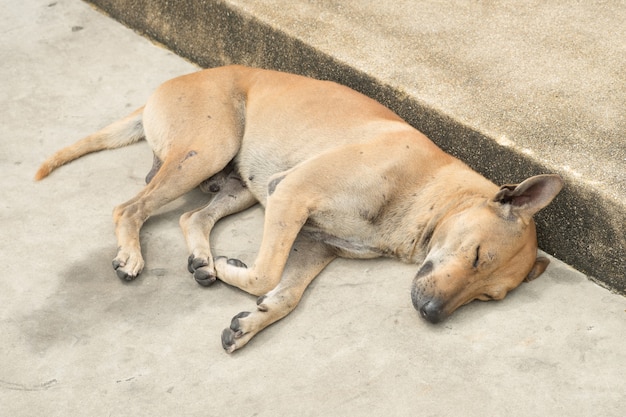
[2,1,626,416]
[84,0,626,294]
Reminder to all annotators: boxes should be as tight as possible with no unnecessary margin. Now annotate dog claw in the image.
[222,311,251,353]
[221,328,237,353]
[188,254,217,286]
[215,256,248,269]
[187,254,209,272]
[187,255,195,273]
[230,311,250,331]
[112,259,138,281]
[115,268,137,282]
[228,258,247,268]
[193,257,209,270]
[193,268,217,286]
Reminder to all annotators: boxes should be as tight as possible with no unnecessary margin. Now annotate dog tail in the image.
[34,106,145,181]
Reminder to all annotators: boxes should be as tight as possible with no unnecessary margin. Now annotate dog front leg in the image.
[213,181,312,294]
[180,175,257,286]
[221,235,336,353]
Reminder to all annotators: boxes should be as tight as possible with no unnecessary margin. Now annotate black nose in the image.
[419,300,445,324]
[411,273,446,324]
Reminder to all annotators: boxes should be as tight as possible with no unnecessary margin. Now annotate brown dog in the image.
[35,65,563,353]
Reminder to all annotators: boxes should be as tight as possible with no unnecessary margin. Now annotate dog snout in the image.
[411,285,443,323]
[411,278,446,324]
[411,262,449,323]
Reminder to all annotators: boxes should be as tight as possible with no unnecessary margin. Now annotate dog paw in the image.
[221,311,251,353]
[112,250,144,281]
[214,256,250,291]
[187,254,217,287]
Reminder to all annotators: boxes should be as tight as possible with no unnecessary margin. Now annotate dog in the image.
[35,65,563,353]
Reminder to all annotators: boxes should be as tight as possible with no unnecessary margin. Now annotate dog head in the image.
[411,174,563,323]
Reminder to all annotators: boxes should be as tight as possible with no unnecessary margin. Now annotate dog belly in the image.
[234,147,386,259]
[301,226,383,259]
[234,154,286,205]
[235,134,345,205]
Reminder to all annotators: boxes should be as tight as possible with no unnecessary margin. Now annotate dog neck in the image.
[381,162,498,264]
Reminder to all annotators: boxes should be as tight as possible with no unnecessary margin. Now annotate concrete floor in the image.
[1,1,625,416]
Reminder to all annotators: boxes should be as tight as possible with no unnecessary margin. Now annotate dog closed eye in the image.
[473,246,481,268]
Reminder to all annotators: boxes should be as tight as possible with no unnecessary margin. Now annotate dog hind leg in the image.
[180,172,257,286]
[113,148,233,280]
[221,235,336,353]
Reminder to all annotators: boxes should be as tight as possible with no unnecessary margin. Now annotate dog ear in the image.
[524,256,550,282]
[493,174,563,222]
